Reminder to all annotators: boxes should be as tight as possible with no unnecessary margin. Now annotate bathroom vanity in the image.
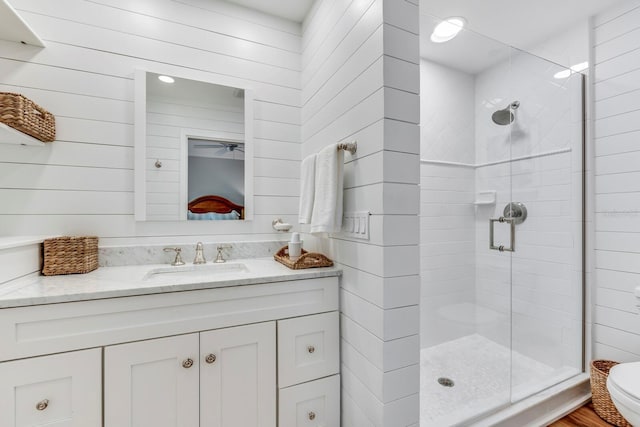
[0,258,340,427]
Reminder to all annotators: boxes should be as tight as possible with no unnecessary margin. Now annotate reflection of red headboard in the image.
[188,195,244,219]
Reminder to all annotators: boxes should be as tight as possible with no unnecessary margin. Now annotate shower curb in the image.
[468,374,591,427]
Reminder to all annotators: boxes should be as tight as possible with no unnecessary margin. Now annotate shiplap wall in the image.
[300,0,421,425]
[0,0,301,245]
[593,0,640,362]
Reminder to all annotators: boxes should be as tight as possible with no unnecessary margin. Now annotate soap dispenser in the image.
[288,232,302,260]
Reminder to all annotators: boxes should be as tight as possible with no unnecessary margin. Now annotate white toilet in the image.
[607,361,640,426]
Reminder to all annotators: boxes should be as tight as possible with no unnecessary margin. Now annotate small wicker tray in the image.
[274,246,333,270]
[0,92,56,142]
[590,360,632,427]
[42,236,99,276]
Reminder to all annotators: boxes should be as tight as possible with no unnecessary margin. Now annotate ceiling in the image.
[420,0,623,73]
[224,0,315,22]
[220,0,624,72]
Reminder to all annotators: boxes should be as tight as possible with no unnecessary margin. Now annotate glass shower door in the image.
[505,47,584,403]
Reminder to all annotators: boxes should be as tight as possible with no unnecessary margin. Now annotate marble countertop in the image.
[0,258,341,309]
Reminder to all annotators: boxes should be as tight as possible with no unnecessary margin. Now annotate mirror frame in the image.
[134,68,254,222]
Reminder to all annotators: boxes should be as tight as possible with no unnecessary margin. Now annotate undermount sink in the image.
[143,262,250,282]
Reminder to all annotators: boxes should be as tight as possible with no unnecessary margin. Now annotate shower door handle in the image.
[489,217,516,252]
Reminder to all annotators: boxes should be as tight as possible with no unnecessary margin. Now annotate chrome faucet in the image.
[163,247,185,266]
[193,242,206,264]
[214,245,231,263]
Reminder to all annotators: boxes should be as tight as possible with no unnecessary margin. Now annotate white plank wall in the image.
[301,0,420,425]
[0,0,301,245]
[593,0,640,362]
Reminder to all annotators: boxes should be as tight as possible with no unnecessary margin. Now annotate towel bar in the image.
[337,140,357,154]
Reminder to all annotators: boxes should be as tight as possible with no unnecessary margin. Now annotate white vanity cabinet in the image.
[0,275,340,427]
[105,322,276,427]
[0,348,102,427]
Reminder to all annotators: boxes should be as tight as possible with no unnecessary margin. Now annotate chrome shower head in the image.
[492,101,520,125]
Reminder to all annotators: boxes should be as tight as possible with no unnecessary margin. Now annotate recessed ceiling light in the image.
[431,17,466,43]
[158,75,175,83]
[553,62,588,79]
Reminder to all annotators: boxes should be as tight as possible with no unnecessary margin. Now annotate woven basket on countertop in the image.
[590,360,632,427]
[273,246,333,270]
[42,236,99,276]
[0,92,56,142]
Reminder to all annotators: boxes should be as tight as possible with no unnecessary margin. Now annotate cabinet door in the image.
[104,333,199,427]
[200,322,276,427]
[0,348,101,427]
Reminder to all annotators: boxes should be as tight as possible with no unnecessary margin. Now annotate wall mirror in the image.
[134,69,254,221]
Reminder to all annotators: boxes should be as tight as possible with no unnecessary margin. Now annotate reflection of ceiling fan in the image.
[194,142,245,155]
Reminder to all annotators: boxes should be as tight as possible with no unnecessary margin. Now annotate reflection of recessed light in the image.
[431,17,466,43]
[554,62,588,79]
[158,75,175,83]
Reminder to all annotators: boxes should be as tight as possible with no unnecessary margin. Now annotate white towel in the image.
[310,144,344,234]
[298,154,316,224]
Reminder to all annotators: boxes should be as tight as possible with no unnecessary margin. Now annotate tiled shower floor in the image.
[420,334,577,426]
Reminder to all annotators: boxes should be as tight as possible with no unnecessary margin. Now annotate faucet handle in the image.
[193,242,206,264]
[214,245,231,263]
[163,247,185,266]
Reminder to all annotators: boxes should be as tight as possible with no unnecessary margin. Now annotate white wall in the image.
[420,60,475,164]
[187,157,244,205]
[592,0,640,362]
[300,0,421,425]
[419,59,477,348]
[0,0,301,245]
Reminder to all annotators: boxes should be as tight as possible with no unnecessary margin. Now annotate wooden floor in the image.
[548,402,615,427]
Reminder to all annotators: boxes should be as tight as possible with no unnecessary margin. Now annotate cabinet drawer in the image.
[0,348,102,427]
[278,375,340,427]
[277,312,339,388]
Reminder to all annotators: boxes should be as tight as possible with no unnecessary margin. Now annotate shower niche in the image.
[419,14,584,427]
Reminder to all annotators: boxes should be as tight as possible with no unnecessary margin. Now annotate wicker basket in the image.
[590,360,632,427]
[42,236,99,276]
[0,92,56,142]
[273,246,333,270]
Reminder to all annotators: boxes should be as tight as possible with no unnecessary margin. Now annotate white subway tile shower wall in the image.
[419,59,477,348]
[419,37,583,377]
[593,0,640,362]
[301,0,420,425]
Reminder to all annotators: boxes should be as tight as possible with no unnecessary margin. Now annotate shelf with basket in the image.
[0,0,45,47]
[0,92,55,146]
[0,122,45,146]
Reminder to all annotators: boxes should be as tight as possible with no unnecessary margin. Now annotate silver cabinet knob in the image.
[307,345,315,354]
[35,399,49,411]
[182,358,194,368]
[205,354,217,364]
[308,411,316,420]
